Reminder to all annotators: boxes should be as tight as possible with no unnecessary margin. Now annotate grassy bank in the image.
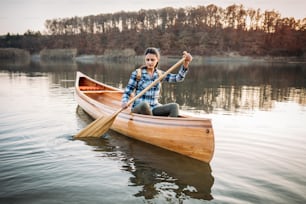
[1,47,304,66]
[0,48,30,60]
[0,48,30,66]
[40,48,77,61]
[76,54,306,66]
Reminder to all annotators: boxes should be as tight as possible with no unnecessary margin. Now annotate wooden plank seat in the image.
[79,86,103,91]
[79,86,122,93]
[82,90,123,93]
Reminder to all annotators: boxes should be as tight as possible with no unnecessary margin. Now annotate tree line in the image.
[1,4,305,56]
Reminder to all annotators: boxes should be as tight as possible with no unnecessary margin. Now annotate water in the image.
[0,60,306,204]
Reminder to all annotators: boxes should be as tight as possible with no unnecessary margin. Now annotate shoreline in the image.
[1,47,305,65]
[74,54,306,65]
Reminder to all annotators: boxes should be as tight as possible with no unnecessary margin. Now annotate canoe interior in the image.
[78,76,190,117]
[79,76,124,108]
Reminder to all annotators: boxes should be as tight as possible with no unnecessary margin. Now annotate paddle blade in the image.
[75,114,117,138]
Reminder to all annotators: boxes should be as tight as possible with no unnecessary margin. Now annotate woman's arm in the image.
[164,51,192,83]
[121,70,137,107]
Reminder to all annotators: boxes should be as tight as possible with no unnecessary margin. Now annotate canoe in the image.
[75,71,215,163]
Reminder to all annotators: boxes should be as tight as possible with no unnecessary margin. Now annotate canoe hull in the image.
[75,71,214,163]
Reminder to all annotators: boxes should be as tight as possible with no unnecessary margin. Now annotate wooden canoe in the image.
[75,71,215,163]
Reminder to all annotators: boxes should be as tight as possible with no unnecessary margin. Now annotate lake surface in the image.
[0,60,306,204]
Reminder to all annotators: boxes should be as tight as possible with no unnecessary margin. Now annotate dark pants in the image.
[132,102,179,117]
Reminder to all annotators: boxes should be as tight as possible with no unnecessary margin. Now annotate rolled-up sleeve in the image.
[122,71,137,103]
[165,65,188,83]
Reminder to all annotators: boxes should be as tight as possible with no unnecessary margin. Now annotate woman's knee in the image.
[153,103,179,117]
[168,103,179,117]
[132,102,152,115]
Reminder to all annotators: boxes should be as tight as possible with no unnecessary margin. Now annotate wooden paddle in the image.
[75,57,186,138]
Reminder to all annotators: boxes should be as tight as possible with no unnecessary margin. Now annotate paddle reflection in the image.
[80,131,214,201]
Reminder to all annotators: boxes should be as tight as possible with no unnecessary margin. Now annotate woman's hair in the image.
[144,47,160,60]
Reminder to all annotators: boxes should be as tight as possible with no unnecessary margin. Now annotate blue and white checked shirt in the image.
[122,65,188,109]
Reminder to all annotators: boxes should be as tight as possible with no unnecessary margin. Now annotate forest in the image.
[0,4,305,57]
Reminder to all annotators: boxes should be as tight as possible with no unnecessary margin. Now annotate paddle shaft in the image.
[75,57,185,137]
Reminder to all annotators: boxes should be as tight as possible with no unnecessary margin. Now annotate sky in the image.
[0,0,305,35]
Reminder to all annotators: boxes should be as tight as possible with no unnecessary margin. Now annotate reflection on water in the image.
[0,60,306,204]
[2,60,305,115]
[163,64,306,114]
[80,133,214,201]
[76,105,214,201]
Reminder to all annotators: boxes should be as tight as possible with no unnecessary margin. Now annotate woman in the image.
[121,47,192,117]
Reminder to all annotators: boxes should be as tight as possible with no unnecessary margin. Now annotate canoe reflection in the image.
[80,130,214,200]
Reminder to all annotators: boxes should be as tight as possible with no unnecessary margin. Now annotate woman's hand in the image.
[182,51,192,68]
[121,102,128,109]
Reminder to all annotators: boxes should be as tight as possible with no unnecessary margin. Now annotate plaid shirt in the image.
[122,65,188,109]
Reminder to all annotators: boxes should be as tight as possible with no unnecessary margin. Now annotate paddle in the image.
[75,57,186,138]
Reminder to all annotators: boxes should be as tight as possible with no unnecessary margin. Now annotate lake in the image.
[0,59,305,204]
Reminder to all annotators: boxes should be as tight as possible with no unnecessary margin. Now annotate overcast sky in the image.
[0,0,305,35]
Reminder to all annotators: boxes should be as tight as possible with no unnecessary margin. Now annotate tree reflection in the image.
[159,63,306,113]
[2,60,305,114]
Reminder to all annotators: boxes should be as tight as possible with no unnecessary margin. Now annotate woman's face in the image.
[145,53,158,70]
